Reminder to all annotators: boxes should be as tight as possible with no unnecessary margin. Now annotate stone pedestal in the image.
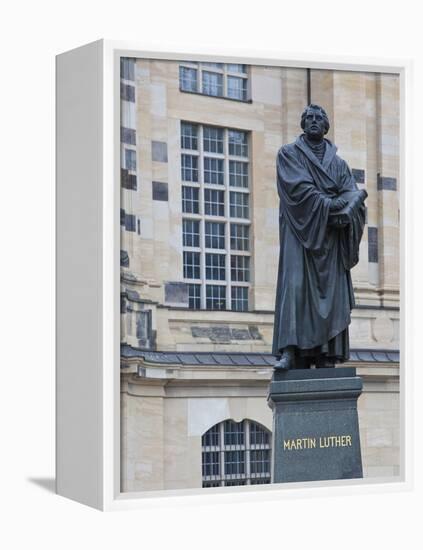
[267,367,363,483]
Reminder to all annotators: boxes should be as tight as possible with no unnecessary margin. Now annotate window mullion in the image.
[199,125,206,309]
[220,421,225,486]
[245,420,251,484]
[224,128,231,310]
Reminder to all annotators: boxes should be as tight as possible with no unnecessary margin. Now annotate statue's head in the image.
[301,104,330,140]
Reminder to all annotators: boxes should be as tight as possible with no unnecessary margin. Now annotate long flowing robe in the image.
[272,135,366,363]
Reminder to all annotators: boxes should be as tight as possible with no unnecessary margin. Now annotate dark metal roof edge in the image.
[120,345,399,366]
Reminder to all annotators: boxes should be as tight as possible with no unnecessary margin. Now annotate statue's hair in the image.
[300,104,330,134]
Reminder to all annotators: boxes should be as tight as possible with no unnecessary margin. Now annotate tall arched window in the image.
[201,419,271,487]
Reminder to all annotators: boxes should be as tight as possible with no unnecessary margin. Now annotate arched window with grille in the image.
[201,419,271,487]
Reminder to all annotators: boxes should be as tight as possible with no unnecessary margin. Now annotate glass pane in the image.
[204,189,225,217]
[181,122,198,150]
[204,157,224,185]
[180,66,198,92]
[227,64,246,73]
[205,222,225,249]
[224,420,245,446]
[181,154,199,182]
[202,71,223,97]
[205,253,226,281]
[182,186,199,214]
[202,451,220,477]
[230,224,249,251]
[228,130,248,157]
[229,160,248,188]
[250,421,270,446]
[183,251,200,279]
[230,191,249,218]
[183,219,200,247]
[231,255,250,282]
[202,424,220,447]
[203,126,224,154]
[231,286,248,312]
[120,58,135,80]
[227,76,247,100]
[202,62,224,69]
[188,284,201,309]
[205,285,226,310]
[250,450,270,475]
[125,149,137,171]
[224,450,245,475]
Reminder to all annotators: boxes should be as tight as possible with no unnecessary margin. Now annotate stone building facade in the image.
[120,58,400,493]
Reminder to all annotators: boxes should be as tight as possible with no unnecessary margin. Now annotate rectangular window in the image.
[204,189,225,216]
[181,122,198,150]
[181,123,251,310]
[203,126,224,153]
[204,157,224,185]
[231,286,248,311]
[202,71,223,97]
[206,285,226,310]
[205,222,225,249]
[183,219,200,247]
[181,154,199,182]
[179,66,198,92]
[125,149,137,171]
[188,284,201,309]
[182,186,199,214]
[231,255,250,282]
[124,213,136,232]
[205,253,226,281]
[120,58,135,80]
[227,76,247,101]
[120,83,135,102]
[230,191,249,218]
[183,251,200,279]
[228,130,248,157]
[179,63,249,102]
[121,126,136,146]
[229,160,248,188]
[230,224,249,251]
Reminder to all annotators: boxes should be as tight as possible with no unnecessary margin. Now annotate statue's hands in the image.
[328,214,348,229]
[329,196,348,212]
[333,217,348,229]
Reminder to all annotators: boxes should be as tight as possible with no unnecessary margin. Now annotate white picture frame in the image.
[56,39,412,511]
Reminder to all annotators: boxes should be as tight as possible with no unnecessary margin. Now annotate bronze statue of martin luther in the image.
[272,104,367,371]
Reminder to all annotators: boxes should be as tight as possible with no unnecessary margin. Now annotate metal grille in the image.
[201,420,271,487]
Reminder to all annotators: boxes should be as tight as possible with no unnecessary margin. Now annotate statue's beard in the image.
[304,131,324,144]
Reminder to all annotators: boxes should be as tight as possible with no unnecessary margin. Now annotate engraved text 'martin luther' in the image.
[283,435,353,451]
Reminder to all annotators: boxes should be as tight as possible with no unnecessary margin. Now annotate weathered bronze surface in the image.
[272,105,367,370]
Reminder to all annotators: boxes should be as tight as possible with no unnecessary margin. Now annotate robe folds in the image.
[272,135,366,362]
